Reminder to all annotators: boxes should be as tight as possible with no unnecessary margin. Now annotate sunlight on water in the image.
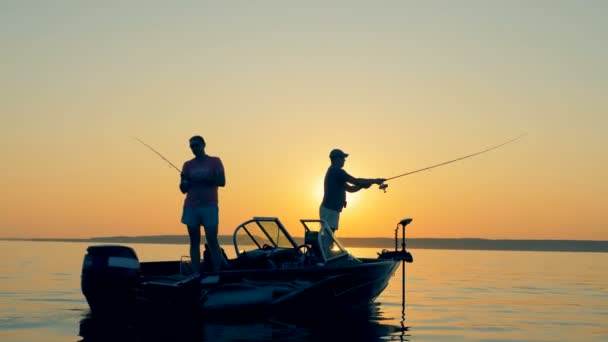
[0,241,607,341]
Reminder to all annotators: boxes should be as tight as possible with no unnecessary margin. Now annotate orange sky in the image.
[1,2,606,240]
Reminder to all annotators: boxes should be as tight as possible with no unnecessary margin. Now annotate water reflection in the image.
[78,302,410,342]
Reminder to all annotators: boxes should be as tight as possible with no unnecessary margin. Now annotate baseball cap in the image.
[329,149,348,158]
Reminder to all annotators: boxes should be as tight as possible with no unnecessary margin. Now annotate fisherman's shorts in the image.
[319,206,340,231]
[181,205,219,227]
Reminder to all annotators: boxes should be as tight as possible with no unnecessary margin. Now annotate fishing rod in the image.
[132,137,182,174]
[378,133,527,192]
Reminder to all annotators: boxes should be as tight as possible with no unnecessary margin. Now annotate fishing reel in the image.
[379,183,388,193]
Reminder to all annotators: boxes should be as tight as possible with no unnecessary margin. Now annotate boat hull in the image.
[85,257,401,316]
[81,216,414,317]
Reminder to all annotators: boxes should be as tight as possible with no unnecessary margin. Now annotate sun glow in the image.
[344,190,360,209]
[314,182,324,205]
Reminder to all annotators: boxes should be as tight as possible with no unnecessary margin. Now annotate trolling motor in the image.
[378,218,414,321]
[378,218,413,262]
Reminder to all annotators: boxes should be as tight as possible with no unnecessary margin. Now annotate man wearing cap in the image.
[320,148,385,233]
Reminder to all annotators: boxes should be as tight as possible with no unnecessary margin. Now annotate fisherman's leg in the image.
[187,224,201,273]
[201,205,222,272]
[181,206,202,273]
[319,206,332,230]
[333,213,340,233]
[202,225,221,272]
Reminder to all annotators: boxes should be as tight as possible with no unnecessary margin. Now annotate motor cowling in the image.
[81,245,140,314]
[377,249,413,263]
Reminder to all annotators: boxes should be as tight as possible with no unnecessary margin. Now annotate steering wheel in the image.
[261,244,275,251]
[296,244,311,256]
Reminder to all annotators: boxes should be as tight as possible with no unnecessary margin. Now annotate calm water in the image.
[1,240,607,341]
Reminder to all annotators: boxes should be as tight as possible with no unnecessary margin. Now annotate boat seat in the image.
[201,244,230,272]
[232,249,276,269]
[304,231,326,264]
[304,231,318,245]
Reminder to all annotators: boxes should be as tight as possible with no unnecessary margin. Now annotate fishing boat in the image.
[81,217,413,316]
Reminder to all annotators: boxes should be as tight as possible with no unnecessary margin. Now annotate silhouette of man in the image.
[179,135,225,273]
[320,148,385,233]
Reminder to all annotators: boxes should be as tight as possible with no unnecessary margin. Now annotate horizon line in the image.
[1,235,608,242]
[2,235,607,253]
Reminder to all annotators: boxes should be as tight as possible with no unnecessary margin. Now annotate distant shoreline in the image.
[2,235,607,253]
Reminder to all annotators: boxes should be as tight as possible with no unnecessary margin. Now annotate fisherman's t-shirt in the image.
[321,166,350,212]
[182,156,224,208]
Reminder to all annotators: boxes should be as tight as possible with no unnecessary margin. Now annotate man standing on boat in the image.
[179,135,225,273]
[320,148,385,233]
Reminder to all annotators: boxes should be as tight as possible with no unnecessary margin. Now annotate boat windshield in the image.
[233,217,298,256]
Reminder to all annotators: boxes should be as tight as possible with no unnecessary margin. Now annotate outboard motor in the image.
[81,245,140,314]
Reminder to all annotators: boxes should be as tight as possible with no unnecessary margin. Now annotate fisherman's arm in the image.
[212,159,226,187]
[202,159,226,187]
[346,175,385,189]
[345,184,362,192]
[210,169,226,187]
[179,171,190,194]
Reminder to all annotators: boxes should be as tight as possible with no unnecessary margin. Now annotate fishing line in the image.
[379,133,527,192]
[132,136,182,173]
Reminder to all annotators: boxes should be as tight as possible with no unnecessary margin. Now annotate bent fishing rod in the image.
[378,133,527,192]
[132,137,182,173]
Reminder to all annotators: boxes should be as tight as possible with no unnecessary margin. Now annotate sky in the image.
[1,1,606,240]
